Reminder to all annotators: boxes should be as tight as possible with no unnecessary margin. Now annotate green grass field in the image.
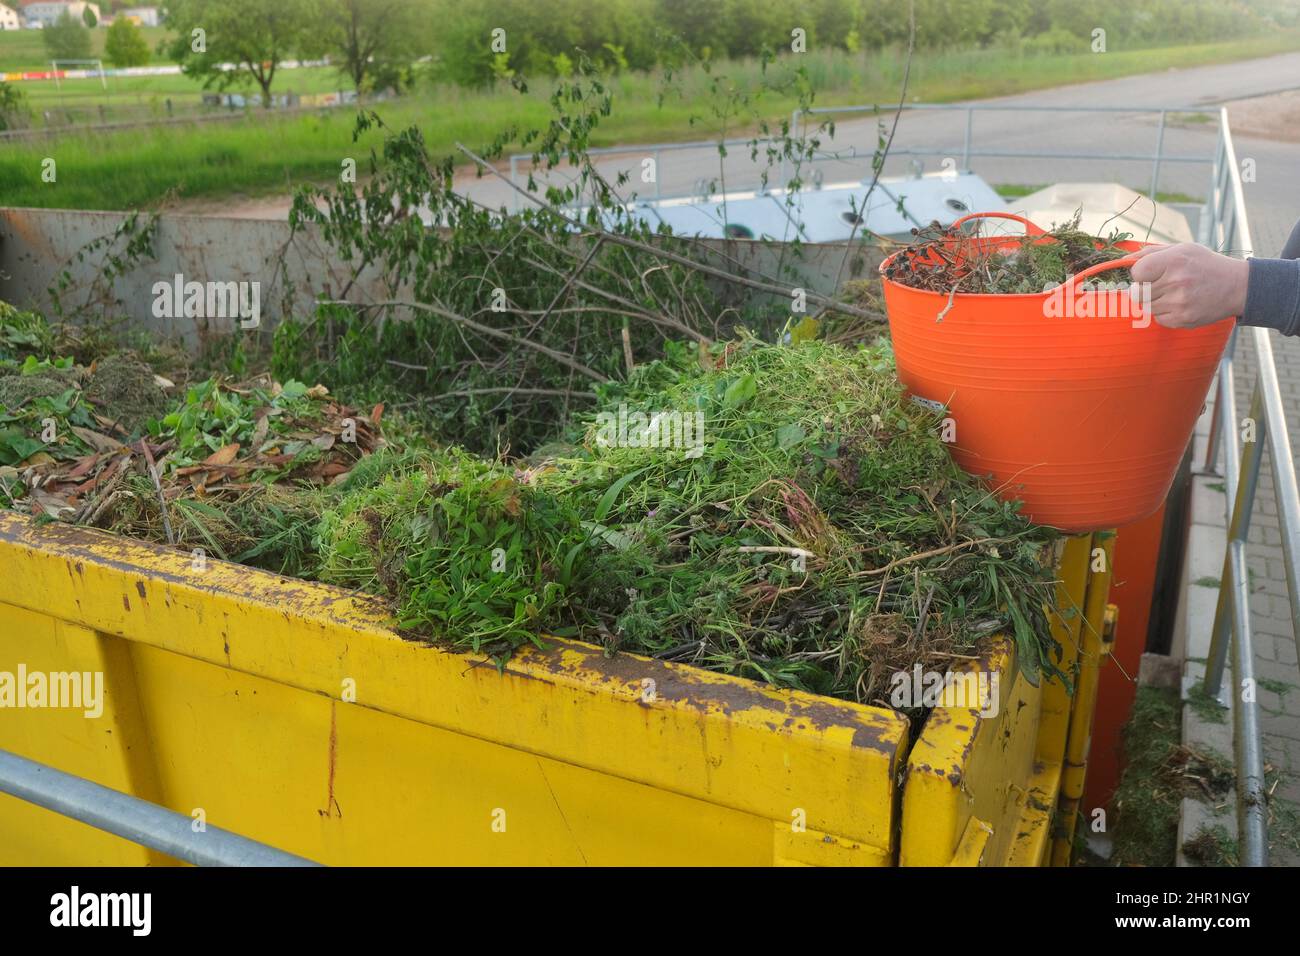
[2,31,1298,211]
[1,25,348,120]
[14,67,353,118]
[0,24,174,71]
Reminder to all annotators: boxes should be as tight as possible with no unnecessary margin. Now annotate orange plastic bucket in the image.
[879,212,1233,531]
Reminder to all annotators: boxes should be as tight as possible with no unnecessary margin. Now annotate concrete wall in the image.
[0,207,883,350]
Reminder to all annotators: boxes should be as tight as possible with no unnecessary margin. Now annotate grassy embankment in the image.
[1,26,347,116]
[1,32,1298,210]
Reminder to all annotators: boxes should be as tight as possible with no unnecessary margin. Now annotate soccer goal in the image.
[50,59,107,91]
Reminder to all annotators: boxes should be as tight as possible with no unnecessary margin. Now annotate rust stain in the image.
[0,512,393,628]
[121,594,130,611]
[318,700,342,819]
[506,641,904,755]
[926,709,952,729]
[5,208,70,255]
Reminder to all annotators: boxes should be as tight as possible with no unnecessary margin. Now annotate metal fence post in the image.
[1203,357,1226,475]
[1149,109,1166,200]
[1201,110,1275,866]
[1205,385,1263,696]
[962,108,973,170]
[1255,332,1300,667]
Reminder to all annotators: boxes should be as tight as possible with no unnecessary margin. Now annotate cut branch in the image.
[326,299,610,383]
[455,142,885,323]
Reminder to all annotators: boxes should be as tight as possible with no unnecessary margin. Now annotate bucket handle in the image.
[1060,256,1139,294]
[948,211,1045,236]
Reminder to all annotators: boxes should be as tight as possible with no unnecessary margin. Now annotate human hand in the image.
[1128,243,1246,329]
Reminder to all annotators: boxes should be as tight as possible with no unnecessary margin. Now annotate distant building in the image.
[120,5,158,27]
[21,2,101,27]
[0,3,21,30]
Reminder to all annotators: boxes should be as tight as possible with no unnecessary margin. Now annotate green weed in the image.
[318,336,1064,702]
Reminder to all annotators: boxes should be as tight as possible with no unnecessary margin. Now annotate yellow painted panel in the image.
[900,534,1102,867]
[899,637,1051,866]
[1051,533,1116,866]
[123,642,778,865]
[1037,535,1094,770]
[773,821,893,866]
[1005,760,1062,867]
[0,512,907,865]
[0,604,167,865]
[0,510,1107,867]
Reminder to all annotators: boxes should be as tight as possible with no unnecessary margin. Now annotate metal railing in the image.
[1198,108,1300,868]
[0,748,322,867]
[792,103,1220,202]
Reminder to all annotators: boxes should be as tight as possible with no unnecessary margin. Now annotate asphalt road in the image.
[457,49,1300,247]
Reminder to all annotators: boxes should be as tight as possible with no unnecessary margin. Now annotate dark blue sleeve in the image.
[1240,220,1300,336]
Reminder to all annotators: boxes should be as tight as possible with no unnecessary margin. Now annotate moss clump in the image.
[85,352,169,434]
[1110,687,1236,866]
[1186,682,1229,724]
[1183,824,1238,866]
[0,368,76,411]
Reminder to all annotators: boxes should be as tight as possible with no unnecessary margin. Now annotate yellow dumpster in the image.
[0,511,1112,866]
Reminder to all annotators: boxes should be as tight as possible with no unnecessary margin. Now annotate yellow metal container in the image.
[900,533,1114,866]
[0,512,1111,866]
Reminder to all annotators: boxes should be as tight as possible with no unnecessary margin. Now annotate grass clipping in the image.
[1109,686,1235,866]
[317,337,1064,705]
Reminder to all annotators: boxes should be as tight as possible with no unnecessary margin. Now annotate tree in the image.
[165,0,320,107]
[43,11,93,61]
[429,1,496,88]
[658,0,728,58]
[0,81,31,132]
[318,0,427,94]
[105,18,151,68]
[82,5,98,27]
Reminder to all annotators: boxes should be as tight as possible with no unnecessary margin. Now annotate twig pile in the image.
[883,215,1133,295]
